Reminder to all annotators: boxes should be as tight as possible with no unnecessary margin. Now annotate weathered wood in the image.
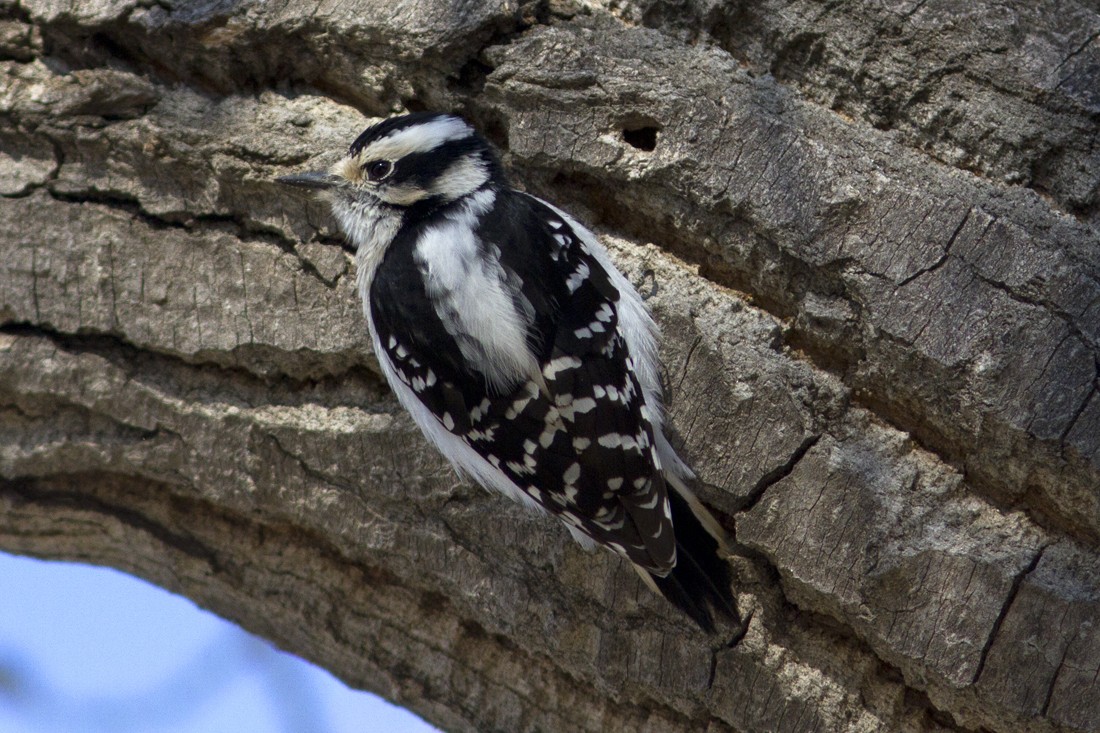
[2,1,1098,731]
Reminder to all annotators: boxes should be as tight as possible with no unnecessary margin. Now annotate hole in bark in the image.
[622,124,659,151]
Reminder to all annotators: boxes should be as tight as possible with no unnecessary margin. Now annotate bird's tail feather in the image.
[648,487,739,633]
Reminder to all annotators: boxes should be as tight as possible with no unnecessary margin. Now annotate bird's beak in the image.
[276,171,343,190]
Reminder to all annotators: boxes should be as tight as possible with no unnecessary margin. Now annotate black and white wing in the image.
[369,189,674,572]
[368,189,735,628]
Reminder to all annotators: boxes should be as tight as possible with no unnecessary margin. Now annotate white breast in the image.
[330,197,403,302]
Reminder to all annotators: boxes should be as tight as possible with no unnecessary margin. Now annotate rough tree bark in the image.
[1,1,1098,731]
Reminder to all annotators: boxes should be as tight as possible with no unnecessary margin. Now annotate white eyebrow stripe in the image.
[359,117,474,162]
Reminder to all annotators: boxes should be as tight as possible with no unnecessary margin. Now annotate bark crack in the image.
[43,187,347,292]
[735,433,821,513]
[1053,27,1100,76]
[2,475,224,573]
[1040,623,1075,717]
[971,267,1097,351]
[971,543,1049,686]
[725,530,976,733]
[894,207,971,288]
[0,322,393,407]
[1060,360,1100,450]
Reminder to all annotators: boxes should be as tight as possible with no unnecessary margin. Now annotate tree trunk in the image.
[2,1,1098,731]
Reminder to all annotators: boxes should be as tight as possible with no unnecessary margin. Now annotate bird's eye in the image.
[365,160,393,182]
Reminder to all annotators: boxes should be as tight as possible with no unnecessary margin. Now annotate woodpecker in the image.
[279,112,738,631]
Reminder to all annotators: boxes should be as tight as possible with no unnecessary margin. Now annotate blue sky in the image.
[0,552,439,733]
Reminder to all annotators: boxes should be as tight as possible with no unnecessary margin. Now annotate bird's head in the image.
[278,112,503,217]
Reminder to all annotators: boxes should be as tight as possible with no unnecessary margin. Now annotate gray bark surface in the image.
[1,1,1098,731]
